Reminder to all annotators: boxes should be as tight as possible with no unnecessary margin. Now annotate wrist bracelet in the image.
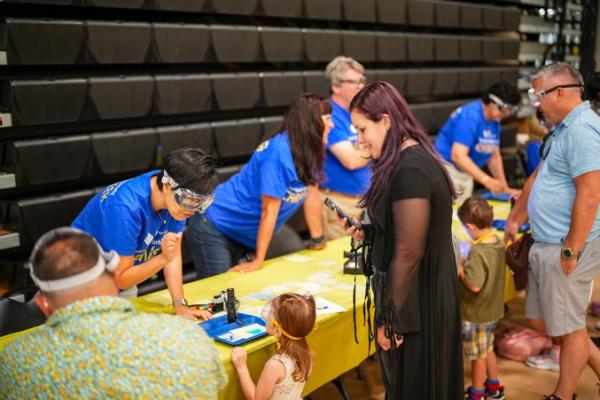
[310,235,326,244]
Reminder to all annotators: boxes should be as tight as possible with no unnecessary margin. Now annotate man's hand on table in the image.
[175,304,212,321]
[229,259,262,274]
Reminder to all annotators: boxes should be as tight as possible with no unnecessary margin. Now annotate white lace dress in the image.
[268,354,306,400]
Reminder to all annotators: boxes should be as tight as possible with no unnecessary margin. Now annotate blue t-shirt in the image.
[435,100,501,168]
[321,99,371,195]
[528,101,600,244]
[524,140,541,176]
[72,170,185,265]
[206,133,307,248]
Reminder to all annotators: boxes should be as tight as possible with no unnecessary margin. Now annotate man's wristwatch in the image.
[172,298,189,307]
[560,245,580,260]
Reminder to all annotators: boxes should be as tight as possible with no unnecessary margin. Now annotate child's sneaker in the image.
[464,386,486,400]
[525,348,560,371]
[486,386,505,400]
[484,379,505,400]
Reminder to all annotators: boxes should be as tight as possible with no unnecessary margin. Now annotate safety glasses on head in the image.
[161,171,214,213]
[260,300,303,341]
[489,94,518,116]
[27,227,120,292]
[527,83,583,107]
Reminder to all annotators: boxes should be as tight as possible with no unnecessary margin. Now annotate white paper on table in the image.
[314,296,346,316]
[283,254,313,263]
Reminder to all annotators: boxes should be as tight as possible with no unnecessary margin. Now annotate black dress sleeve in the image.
[383,165,432,337]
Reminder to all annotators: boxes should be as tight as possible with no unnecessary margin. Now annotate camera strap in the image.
[350,236,375,355]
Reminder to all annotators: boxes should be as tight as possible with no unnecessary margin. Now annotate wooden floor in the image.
[310,279,600,400]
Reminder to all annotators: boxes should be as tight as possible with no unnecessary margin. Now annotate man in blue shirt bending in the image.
[434,81,521,203]
[72,148,218,320]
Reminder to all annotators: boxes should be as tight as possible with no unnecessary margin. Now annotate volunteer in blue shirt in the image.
[434,81,521,203]
[306,56,371,245]
[186,94,333,277]
[72,148,218,320]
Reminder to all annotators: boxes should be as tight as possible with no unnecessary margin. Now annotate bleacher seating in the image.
[0,0,523,267]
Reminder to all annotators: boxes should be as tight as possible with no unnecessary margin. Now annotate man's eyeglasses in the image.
[338,77,367,86]
[489,93,518,116]
[527,83,582,107]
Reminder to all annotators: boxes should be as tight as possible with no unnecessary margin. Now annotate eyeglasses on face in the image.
[338,77,367,86]
[527,83,582,106]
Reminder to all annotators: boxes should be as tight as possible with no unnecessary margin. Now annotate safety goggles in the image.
[161,171,214,213]
[527,83,582,107]
[489,94,518,116]
[27,227,120,292]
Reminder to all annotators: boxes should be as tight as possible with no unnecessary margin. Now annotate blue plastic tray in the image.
[493,219,530,232]
[199,312,268,346]
[480,192,511,202]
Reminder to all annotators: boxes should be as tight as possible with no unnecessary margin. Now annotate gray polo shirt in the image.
[528,101,600,244]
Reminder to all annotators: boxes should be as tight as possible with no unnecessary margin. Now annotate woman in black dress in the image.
[342,82,463,399]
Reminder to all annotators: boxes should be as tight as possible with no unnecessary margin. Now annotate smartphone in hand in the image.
[324,197,362,230]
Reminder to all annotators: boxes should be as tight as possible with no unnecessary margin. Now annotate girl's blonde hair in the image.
[271,293,316,381]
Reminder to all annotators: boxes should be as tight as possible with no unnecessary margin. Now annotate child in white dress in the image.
[231,293,316,400]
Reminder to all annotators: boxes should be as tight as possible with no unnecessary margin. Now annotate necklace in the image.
[156,209,167,225]
[471,231,496,246]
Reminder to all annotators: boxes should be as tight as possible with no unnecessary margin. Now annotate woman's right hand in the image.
[335,214,364,241]
[376,325,403,351]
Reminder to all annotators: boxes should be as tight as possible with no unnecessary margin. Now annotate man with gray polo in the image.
[505,62,600,399]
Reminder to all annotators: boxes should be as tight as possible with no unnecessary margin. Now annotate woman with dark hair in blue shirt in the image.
[186,94,333,277]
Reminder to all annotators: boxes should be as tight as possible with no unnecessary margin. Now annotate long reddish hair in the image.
[272,293,316,382]
[349,81,456,208]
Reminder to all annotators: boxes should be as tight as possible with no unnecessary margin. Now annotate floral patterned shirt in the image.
[0,296,226,399]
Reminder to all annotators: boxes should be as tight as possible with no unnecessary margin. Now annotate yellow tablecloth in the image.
[136,237,373,399]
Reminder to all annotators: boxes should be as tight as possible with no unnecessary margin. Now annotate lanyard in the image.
[471,231,496,246]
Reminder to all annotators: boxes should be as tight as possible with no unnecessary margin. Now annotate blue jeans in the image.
[186,214,250,279]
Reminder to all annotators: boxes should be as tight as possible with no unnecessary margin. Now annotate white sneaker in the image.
[525,348,560,371]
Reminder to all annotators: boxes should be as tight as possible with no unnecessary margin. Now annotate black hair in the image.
[156,148,219,194]
[482,80,521,107]
[280,93,332,185]
[33,232,99,281]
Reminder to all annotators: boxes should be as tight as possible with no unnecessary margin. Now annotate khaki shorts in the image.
[319,189,363,240]
[444,162,473,205]
[525,236,600,337]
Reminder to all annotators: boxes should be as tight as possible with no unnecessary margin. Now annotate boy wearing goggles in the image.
[72,148,218,321]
